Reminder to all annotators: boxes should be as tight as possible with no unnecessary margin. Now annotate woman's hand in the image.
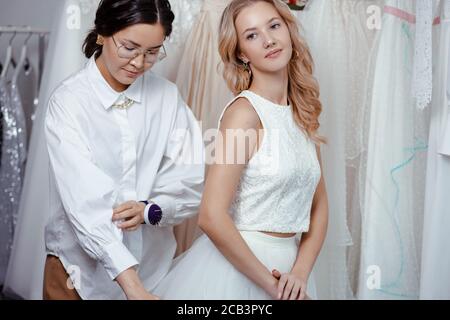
[272,269,311,300]
[112,201,146,231]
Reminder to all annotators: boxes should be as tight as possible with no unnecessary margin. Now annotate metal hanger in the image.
[12,31,32,84]
[1,30,17,78]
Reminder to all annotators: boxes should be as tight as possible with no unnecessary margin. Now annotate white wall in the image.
[0,0,59,28]
[0,0,60,77]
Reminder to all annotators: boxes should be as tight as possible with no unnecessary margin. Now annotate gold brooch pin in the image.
[113,97,134,110]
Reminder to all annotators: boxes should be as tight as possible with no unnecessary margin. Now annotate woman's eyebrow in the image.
[242,17,280,34]
[122,38,163,50]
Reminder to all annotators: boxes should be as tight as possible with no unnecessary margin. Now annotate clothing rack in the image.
[0,26,49,35]
[0,25,50,92]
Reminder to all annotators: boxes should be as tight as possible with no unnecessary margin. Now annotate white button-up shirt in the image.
[44,57,205,299]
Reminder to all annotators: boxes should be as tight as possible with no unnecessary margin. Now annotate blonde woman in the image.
[154,0,328,300]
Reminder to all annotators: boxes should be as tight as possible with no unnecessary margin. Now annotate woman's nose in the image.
[262,33,276,49]
[131,54,145,69]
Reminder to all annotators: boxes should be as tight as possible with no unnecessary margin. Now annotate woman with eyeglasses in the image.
[43,0,204,300]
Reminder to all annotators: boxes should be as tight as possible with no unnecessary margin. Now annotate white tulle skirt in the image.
[153,231,317,300]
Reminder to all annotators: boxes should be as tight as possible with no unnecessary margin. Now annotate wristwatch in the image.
[140,200,163,226]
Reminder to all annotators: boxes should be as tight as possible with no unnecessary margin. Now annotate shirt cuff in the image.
[150,194,176,227]
[143,202,152,225]
[100,240,139,280]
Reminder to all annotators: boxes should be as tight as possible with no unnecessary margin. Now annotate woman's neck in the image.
[95,55,128,92]
[249,68,289,106]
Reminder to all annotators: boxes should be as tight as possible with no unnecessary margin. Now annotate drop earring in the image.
[243,61,252,76]
[96,35,104,46]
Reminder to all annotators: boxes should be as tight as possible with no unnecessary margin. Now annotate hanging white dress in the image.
[340,0,383,296]
[17,61,38,145]
[357,0,437,299]
[295,0,354,299]
[175,0,233,133]
[151,0,203,82]
[3,0,99,299]
[420,0,450,300]
[171,0,234,256]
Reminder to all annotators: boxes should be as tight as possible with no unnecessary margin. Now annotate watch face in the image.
[148,204,163,225]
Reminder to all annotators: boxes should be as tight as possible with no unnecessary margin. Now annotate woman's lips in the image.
[123,68,140,78]
[265,49,283,59]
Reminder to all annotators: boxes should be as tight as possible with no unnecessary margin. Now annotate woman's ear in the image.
[238,51,249,64]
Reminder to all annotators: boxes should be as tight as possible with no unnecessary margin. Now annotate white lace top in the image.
[217,90,321,233]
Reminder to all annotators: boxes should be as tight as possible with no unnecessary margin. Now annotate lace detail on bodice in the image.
[217,90,321,233]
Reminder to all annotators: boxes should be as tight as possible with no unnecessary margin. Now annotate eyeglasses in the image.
[111,35,167,64]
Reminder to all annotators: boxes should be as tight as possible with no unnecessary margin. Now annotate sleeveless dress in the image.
[153,90,321,299]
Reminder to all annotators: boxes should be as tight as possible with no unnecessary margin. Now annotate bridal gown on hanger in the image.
[421,0,450,299]
[295,0,359,299]
[151,0,203,82]
[171,0,234,256]
[358,0,439,299]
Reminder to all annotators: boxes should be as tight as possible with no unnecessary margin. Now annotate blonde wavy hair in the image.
[218,0,325,145]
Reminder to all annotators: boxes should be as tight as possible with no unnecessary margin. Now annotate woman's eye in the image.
[124,46,136,51]
[246,33,257,40]
[271,23,281,29]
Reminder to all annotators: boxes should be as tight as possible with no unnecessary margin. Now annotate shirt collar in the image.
[86,56,143,110]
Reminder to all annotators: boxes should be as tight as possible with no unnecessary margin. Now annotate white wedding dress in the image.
[420,0,450,299]
[357,0,439,299]
[296,0,370,299]
[154,90,321,300]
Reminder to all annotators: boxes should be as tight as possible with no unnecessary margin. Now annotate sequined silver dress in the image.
[0,77,27,284]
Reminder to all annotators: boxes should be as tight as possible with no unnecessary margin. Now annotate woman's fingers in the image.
[277,275,288,299]
[118,216,141,229]
[112,210,130,221]
[112,208,138,221]
[298,285,307,300]
[282,278,295,300]
[113,201,135,215]
[290,281,302,300]
[272,269,282,279]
